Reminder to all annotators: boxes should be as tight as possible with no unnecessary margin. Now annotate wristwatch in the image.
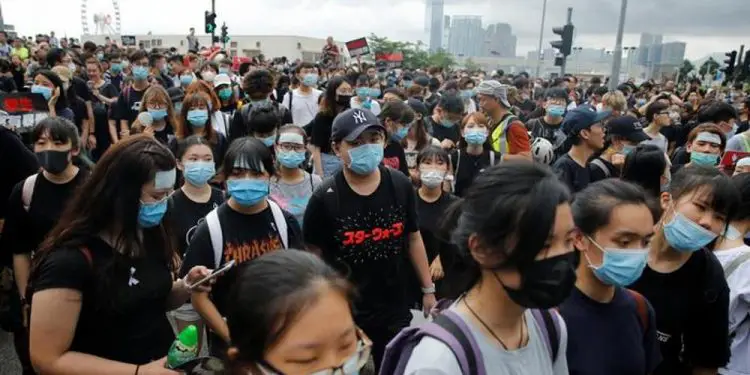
[421,284,436,294]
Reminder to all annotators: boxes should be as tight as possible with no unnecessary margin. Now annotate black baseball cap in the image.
[607,115,650,143]
[331,108,386,142]
[561,104,612,135]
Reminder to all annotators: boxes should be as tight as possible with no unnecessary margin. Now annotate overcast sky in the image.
[4,0,748,59]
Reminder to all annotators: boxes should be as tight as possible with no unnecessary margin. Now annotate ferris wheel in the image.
[80,0,122,35]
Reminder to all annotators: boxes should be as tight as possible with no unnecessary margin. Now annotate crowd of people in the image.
[0,31,749,375]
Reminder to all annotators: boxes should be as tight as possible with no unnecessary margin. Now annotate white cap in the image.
[213,73,231,88]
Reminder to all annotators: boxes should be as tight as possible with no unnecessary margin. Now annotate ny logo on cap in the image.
[632,121,643,130]
[352,110,368,124]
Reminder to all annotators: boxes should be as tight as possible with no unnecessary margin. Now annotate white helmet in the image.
[531,137,555,165]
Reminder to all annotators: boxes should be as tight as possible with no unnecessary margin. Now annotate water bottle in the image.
[166,325,199,369]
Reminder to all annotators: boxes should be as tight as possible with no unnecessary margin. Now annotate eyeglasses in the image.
[278,143,307,152]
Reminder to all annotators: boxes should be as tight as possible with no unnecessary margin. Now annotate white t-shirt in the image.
[350,97,381,116]
[282,88,322,126]
[714,245,750,375]
[404,308,569,375]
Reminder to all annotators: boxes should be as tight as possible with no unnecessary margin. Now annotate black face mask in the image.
[336,94,352,108]
[36,150,70,174]
[496,251,578,309]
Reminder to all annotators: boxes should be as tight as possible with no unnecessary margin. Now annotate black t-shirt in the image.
[450,149,495,197]
[70,96,89,134]
[383,140,409,177]
[113,84,149,125]
[527,116,567,158]
[416,191,462,300]
[6,170,89,256]
[303,167,419,325]
[309,112,335,154]
[179,202,302,316]
[31,236,174,364]
[152,124,175,146]
[552,153,590,194]
[90,82,119,138]
[427,116,461,144]
[559,287,661,375]
[227,102,294,144]
[630,249,730,375]
[0,128,38,220]
[71,76,91,102]
[168,188,224,258]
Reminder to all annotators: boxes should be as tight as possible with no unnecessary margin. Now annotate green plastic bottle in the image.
[166,325,199,369]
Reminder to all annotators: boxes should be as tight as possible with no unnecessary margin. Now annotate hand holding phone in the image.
[186,260,235,290]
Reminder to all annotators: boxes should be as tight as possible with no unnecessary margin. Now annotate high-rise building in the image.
[485,23,517,57]
[658,42,687,66]
[637,33,663,66]
[448,15,484,58]
[425,0,445,53]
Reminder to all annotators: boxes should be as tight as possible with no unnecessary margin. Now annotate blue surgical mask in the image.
[110,63,122,74]
[227,178,269,207]
[392,126,410,141]
[138,198,168,228]
[303,73,319,87]
[637,99,646,106]
[724,225,743,241]
[369,88,381,98]
[183,161,215,186]
[96,53,104,61]
[460,89,474,99]
[187,109,209,127]
[464,129,488,145]
[621,145,636,155]
[547,104,565,118]
[277,150,306,168]
[132,66,149,81]
[180,75,194,86]
[690,151,719,166]
[31,85,52,100]
[260,135,276,147]
[663,207,718,253]
[725,123,738,139]
[348,143,383,175]
[356,87,369,99]
[218,88,232,101]
[440,119,455,128]
[148,108,168,121]
[219,67,230,75]
[174,103,183,113]
[586,237,648,287]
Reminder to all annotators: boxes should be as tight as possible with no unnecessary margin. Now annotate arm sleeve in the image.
[32,249,92,293]
[5,183,35,255]
[507,121,531,154]
[281,91,291,110]
[302,192,330,250]
[112,91,127,121]
[725,135,743,152]
[179,222,217,276]
[683,258,731,368]
[0,130,38,218]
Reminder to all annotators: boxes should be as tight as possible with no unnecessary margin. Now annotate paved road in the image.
[0,329,21,375]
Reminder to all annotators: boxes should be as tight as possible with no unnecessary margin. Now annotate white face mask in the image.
[202,71,216,82]
[420,169,445,188]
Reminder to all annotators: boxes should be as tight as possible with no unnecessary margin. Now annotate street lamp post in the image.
[608,0,628,91]
[535,0,548,78]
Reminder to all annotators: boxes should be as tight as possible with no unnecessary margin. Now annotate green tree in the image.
[677,59,695,83]
[699,57,720,77]
[367,34,455,70]
[463,58,481,72]
[428,49,456,70]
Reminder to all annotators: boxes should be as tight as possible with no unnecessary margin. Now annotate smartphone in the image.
[187,260,235,289]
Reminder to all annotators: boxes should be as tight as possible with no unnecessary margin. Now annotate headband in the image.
[154,169,176,190]
[695,132,721,145]
[278,133,304,145]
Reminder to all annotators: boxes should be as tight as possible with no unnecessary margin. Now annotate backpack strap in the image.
[450,150,461,192]
[432,310,486,375]
[590,158,611,178]
[205,208,223,268]
[742,133,750,152]
[22,173,39,212]
[288,90,294,122]
[531,309,561,363]
[267,200,288,249]
[724,251,750,278]
[385,167,408,209]
[625,289,649,334]
[79,247,93,266]
[489,151,496,166]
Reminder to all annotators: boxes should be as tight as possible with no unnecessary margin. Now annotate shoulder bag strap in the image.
[205,209,223,268]
[267,200,289,249]
[725,251,750,278]
[22,173,38,212]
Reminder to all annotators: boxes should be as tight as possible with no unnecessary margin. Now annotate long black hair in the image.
[34,69,70,111]
[440,162,571,296]
[621,144,668,198]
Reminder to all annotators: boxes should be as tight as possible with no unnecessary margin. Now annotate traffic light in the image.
[550,24,574,56]
[742,50,750,77]
[221,24,229,44]
[722,50,737,77]
[204,11,217,34]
